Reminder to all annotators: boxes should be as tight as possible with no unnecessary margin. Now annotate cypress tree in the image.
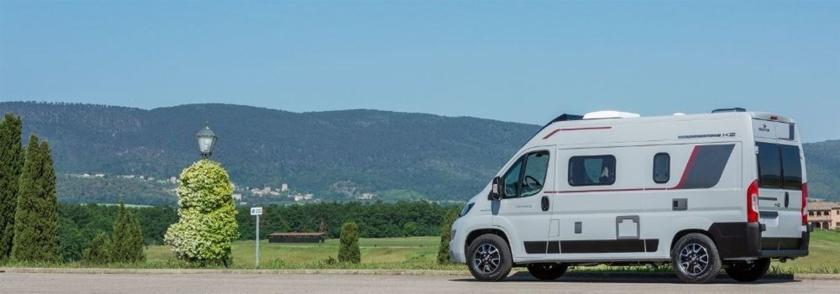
[111,203,145,263]
[11,136,59,262]
[437,208,459,264]
[338,222,360,264]
[0,114,24,260]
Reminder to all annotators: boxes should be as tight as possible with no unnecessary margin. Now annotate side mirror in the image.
[489,177,502,200]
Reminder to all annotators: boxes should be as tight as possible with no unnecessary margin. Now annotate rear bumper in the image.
[709,222,809,260]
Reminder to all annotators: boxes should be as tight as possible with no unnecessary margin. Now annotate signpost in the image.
[250,207,263,268]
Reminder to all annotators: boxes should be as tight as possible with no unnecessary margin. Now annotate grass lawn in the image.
[772,230,840,274]
[145,236,463,270]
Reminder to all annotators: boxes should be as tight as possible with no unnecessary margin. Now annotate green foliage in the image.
[58,204,176,262]
[11,136,59,262]
[0,113,24,259]
[437,208,459,264]
[338,222,360,264]
[82,232,111,264]
[804,140,840,201]
[110,203,145,263]
[165,160,238,264]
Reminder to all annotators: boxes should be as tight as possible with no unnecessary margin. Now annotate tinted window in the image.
[569,155,616,186]
[781,145,803,190]
[653,153,670,184]
[502,158,523,197]
[521,152,550,197]
[757,143,782,188]
[501,151,550,198]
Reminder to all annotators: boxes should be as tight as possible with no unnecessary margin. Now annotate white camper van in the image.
[449,109,810,283]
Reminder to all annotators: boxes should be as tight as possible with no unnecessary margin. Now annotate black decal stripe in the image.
[524,241,548,254]
[677,144,735,189]
[525,239,660,254]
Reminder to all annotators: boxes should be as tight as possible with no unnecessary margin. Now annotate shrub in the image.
[83,232,111,265]
[437,208,459,264]
[338,222,360,264]
[165,160,238,266]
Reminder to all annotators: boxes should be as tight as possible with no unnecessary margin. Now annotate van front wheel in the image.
[527,263,568,280]
[725,258,771,282]
[671,233,722,283]
[466,234,512,281]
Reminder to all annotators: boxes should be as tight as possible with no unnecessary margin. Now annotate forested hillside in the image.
[1,102,837,203]
[0,102,535,202]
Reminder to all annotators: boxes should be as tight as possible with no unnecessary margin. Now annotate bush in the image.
[165,160,238,266]
[338,222,360,264]
[437,208,459,264]
[82,232,111,264]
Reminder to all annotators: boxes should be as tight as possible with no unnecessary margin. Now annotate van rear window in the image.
[756,143,802,190]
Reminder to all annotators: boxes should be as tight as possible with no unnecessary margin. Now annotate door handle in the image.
[784,192,790,208]
[541,196,549,212]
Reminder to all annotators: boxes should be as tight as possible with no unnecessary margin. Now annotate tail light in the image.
[747,180,759,223]
[801,183,808,225]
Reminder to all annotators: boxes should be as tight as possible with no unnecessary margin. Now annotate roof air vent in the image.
[583,110,640,120]
[712,107,746,113]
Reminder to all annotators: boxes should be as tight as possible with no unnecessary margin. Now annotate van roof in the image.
[531,111,796,147]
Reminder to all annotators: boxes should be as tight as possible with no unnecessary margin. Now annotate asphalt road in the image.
[2,271,838,294]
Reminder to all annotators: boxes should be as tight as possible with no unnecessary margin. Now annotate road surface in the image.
[1,271,838,293]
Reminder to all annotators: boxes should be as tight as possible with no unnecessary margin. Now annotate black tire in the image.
[527,263,568,280]
[670,233,722,283]
[466,234,513,281]
[726,258,771,282]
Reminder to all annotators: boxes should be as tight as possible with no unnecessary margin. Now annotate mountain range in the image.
[0,101,837,203]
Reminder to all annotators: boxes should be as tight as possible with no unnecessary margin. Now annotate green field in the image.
[140,230,840,273]
[145,236,463,270]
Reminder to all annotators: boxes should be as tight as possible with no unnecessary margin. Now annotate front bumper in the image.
[448,228,467,264]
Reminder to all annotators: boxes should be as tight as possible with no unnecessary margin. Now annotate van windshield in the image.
[757,142,802,190]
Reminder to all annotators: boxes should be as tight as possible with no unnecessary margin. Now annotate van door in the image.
[493,150,554,259]
[756,142,804,239]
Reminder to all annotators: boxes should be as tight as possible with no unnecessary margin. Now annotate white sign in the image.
[250,207,263,216]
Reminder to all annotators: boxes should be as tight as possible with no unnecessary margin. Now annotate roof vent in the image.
[712,107,746,113]
[583,110,640,120]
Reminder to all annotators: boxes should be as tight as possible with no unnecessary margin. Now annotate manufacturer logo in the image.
[758,124,771,132]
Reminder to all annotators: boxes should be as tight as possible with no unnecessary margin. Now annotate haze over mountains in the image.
[0,101,838,203]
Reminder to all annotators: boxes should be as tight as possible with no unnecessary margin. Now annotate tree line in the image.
[1,113,145,264]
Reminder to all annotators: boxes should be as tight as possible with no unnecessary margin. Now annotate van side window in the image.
[653,153,670,184]
[568,155,616,186]
[502,151,550,198]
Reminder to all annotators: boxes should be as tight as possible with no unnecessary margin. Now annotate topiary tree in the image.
[437,207,459,264]
[338,222,360,264]
[11,136,59,262]
[164,160,238,266]
[83,232,112,265]
[0,113,24,260]
[110,203,145,263]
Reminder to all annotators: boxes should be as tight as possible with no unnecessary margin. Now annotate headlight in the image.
[459,202,475,217]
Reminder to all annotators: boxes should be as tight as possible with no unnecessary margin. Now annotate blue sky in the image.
[1,0,838,141]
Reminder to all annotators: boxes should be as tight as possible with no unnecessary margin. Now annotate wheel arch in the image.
[465,228,511,253]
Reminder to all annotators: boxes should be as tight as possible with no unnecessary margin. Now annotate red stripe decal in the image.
[673,146,700,189]
[543,126,612,140]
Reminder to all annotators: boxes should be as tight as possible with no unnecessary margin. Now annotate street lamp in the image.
[196,125,217,158]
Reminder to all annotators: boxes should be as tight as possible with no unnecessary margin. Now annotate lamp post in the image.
[196,125,217,158]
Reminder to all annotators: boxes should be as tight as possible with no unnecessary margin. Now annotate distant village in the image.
[65,172,379,205]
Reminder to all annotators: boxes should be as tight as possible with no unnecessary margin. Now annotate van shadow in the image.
[451,271,797,285]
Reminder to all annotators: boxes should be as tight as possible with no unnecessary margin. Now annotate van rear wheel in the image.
[466,234,512,281]
[527,263,568,280]
[725,258,771,282]
[671,233,722,283]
